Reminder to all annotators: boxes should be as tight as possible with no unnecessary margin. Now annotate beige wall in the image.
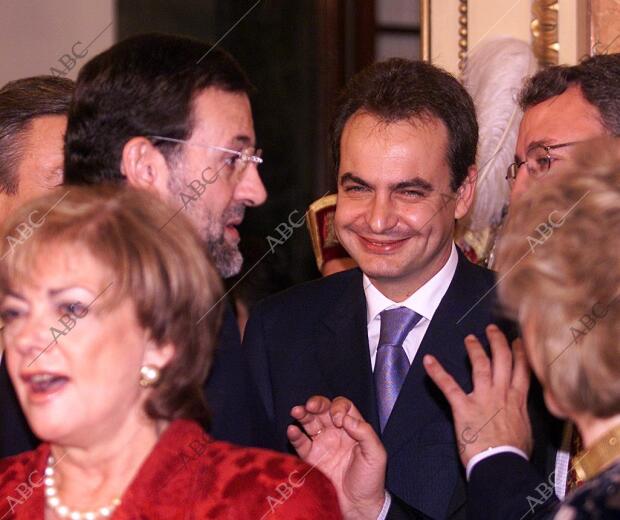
[428,0,587,75]
[0,0,115,87]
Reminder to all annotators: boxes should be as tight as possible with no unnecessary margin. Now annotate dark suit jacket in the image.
[243,250,554,519]
[0,302,251,458]
[466,383,563,520]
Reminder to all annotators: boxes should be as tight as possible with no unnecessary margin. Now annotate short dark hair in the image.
[519,53,620,136]
[331,58,478,191]
[64,33,253,185]
[0,76,74,195]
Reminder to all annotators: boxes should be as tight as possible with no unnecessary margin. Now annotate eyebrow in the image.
[391,178,434,192]
[526,139,554,153]
[2,290,25,301]
[48,287,93,297]
[231,135,252,148]
[340,172,370,187]
[340,172,434,192]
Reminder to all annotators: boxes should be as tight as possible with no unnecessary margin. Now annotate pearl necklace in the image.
[44,455,121,519]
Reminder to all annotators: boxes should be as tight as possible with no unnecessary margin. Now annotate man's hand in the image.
[422,324,533,468]
[287,396,387,520]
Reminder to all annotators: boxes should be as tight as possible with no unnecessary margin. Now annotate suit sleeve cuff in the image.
[376,490,392,520]
[466,446,528,481]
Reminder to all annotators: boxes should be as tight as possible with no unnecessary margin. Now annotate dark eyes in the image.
[0,301,89,325]
[60,302,88,318]
[344,185,368,193]
[343,185,424,198]
[225,155,240,166]
[0,308,21,324]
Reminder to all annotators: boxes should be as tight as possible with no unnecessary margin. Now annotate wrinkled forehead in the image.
[189,88,255,147]
[339,112,451,182]
[517,86,605,154]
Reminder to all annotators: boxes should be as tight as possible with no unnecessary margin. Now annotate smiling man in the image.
[243,59,526,519]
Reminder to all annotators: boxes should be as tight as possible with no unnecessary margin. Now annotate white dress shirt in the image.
[367,243,457,520]
[364,242,459,370]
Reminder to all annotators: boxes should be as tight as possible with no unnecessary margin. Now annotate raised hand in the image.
[287,396,387,520]
[423,324,533,467]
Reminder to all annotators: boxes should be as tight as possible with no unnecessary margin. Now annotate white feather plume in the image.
[462,36,538,230]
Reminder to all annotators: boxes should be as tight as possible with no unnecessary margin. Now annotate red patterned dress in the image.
[0,419,341,519]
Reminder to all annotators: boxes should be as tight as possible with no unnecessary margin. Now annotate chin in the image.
[25,411,77,444]
[351,252,410,277]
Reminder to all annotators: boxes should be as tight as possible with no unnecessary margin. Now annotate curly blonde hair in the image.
[0,185,224,427]
[497,139,620,417]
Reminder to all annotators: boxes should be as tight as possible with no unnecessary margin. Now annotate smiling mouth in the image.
[356,234,410,253]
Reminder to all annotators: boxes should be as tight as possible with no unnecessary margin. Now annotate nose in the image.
[7,315,52,360]
[509,164,533,205]
[367,195,397,234]
[235,163,267,207]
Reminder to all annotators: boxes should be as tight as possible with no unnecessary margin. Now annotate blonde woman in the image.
[0,186,340,519]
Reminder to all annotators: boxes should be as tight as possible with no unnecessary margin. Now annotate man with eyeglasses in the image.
[64,34,268,443]
[430,53,620,519]
[1,33,267,456]
[507,54,620,201]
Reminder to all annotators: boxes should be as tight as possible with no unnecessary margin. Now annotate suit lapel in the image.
[316,270,379,430]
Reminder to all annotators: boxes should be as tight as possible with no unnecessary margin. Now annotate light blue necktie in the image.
[374,307,422,432]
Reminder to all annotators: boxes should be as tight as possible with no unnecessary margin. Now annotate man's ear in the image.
[543,388,570,420]
[121,137,173,194]
[454,165,478,220]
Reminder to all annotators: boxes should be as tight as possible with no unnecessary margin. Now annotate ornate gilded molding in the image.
[458,0,468,73]
[420,0,431,62]
[531,0,560,67]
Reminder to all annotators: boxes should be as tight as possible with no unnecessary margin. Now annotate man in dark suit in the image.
[1,34,266,458]
[443,53,620,520]
[243,59,548,519]
[0,76,74,457]
[295,55,620,520]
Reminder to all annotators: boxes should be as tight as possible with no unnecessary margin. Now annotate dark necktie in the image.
[374,307,422,432]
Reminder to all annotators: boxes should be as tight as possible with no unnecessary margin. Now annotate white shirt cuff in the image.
[376,490,392,520]
[466,446,528,481]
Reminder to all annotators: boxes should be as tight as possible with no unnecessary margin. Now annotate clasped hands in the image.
[287,325,533,519]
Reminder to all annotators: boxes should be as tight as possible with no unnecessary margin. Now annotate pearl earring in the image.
[139,365,160,387]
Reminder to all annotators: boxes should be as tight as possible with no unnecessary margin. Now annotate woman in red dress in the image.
[0,186,340,520]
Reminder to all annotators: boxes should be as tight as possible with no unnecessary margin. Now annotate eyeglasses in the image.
[148,135,263,177]
[506,141,578,186]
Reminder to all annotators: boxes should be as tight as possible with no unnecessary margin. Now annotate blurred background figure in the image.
[307,194,356,277]
[0,76,73,224]
[496,139,620,518]
[457,37,537,267]
[0,186,340,519]
[0,75,74,459]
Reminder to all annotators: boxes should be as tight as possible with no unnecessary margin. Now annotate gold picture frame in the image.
[420,0,431,62]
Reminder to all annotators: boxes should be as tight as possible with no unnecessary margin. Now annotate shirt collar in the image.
[363,242,459,325]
